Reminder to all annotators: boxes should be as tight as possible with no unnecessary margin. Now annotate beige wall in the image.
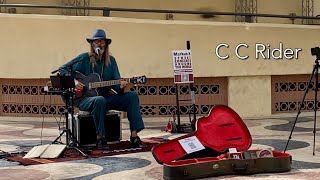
[315,0,320,24]
[228,76,271,117]
[0,14,319,79]
[0,14,319,117]
[316,0,320,15]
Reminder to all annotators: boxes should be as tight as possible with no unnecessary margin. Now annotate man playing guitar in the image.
[59,29,146,150]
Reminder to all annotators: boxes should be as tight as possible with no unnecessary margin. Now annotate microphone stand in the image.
[51,52,98,75]
[51,58,85,75]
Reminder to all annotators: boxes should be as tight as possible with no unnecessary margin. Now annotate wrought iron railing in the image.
[61,0,90,16]
[0,4,319,24]
[0,0,6,13]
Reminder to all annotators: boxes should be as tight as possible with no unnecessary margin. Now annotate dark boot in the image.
[130,136,147,148]
[96,138,110,150]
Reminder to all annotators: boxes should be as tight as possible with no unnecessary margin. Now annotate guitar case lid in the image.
[152,105,252,164]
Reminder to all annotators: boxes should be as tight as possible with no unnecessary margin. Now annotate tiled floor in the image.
[1,111,320,179]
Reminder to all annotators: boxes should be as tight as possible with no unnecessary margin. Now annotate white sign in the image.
[228,148,238,153]
[178,136,205,154]
[172,50,194,84]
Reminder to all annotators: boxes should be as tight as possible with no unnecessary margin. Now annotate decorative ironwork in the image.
[235,0,257,23]
[1,85,47,95]
[275,101,320,112]
[274,82,315,92]
[272,75,320,113]
[0,77,228,117]
[135,84,220,96]
[302,0,314,24]
[61,0,90,16]
[0,0,6,13]
[2,104,64,115]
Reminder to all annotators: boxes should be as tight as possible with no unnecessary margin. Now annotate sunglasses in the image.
[92,39,106,45]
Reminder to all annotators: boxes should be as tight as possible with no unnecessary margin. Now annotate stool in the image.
[69,110,122,146]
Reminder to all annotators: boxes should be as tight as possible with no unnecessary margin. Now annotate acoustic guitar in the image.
[151,105,252,164]
[72,71,147,106]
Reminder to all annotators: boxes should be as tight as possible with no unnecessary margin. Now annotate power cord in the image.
[40,81,50,145]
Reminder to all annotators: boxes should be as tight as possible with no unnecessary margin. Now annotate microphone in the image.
[94,47,101,55]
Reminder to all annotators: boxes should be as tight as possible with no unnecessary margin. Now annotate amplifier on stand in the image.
[69,110,122,146]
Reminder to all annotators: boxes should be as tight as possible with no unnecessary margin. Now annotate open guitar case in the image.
[152,105,292,180]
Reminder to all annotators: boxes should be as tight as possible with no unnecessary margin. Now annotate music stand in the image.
[50,75,75,90]
[50,75,87,157]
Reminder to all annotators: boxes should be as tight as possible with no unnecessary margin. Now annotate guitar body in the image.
[151,105,252,164]
[73,72,104,106]
[74,72,100,97]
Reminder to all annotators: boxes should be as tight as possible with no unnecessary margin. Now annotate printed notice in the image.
[172,50,194,84]
[178,136,205,154]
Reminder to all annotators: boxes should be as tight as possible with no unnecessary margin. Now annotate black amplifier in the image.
[69,110,122,146]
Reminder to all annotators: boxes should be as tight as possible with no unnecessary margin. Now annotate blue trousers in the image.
[78,91,145,137]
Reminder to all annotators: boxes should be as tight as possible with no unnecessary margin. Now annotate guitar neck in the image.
[90,78,129,89]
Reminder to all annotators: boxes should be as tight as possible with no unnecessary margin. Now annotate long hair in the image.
[89,45,111,67]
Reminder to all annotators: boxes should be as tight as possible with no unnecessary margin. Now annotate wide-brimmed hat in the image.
[86,29,112,44]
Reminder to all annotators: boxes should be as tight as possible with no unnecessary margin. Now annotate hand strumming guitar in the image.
[75,79,85,91]
[121,79,135,93]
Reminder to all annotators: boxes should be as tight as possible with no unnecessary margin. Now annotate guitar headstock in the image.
[129,75,147,85]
